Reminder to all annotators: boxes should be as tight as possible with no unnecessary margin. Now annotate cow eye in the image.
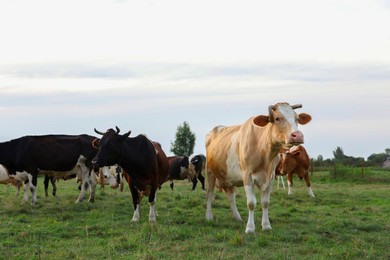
[275,117,280,121]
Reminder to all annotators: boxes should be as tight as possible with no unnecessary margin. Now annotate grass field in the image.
[1,169,389,259]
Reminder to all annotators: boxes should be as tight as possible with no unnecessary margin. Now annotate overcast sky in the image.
[1,0,390,160]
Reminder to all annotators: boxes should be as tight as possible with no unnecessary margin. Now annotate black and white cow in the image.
[0,134,98,204]
[167,156,197,190]
[190,154,206,190]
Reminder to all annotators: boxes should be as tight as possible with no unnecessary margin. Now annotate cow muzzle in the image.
[288,131,304,145]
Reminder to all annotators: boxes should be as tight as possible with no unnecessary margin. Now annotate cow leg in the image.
[129,184,141,222]
[287,173,293,196]
[170,181,174,191]
[260,183,272,231]
[44,175,50,197]
[303,173,315,197]
[30,173,38,205]
[50,176,57,196]
[88,170,97,202]
[244,183,257,233]
[76,163,90,203]
[148,188,158,222]
[191,178,198,190]
[22,181,29,203]
[224,186,242,221]
[198,173,205,190]
[205,170,216,221]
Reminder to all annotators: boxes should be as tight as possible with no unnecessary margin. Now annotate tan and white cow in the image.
[205,102,311,233]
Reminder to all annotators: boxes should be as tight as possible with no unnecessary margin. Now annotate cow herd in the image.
[0,102,313,233]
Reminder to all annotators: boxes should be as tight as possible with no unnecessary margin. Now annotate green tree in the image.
[333,146,345,161]
[170,121,196,156]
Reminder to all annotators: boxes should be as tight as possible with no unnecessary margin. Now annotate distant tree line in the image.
[312,147,390,168]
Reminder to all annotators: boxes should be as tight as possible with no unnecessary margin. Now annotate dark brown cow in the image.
[276,145,315,197]
[91,127,169,222]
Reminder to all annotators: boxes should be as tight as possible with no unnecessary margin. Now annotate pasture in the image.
[1,169,389,259]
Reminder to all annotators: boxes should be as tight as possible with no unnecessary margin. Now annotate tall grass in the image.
[1,169,389,259]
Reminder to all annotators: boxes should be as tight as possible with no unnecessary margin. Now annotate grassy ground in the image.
[0,169,389,259]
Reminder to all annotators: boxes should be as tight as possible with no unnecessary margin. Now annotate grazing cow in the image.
[0,165,34,203]
[276,145,315,197]
[0,134,99,204]
[167,156,197,190]
[190,154,206,190]
[91,127,169,222]
[205,102,311,233]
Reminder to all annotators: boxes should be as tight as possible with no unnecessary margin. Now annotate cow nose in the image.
[289,131,304,144]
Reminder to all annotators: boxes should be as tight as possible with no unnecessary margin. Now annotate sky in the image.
[0,0,390,160]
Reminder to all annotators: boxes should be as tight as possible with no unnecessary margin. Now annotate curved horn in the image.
[115,126,120,134]
[91,138,100,149]
[94,128,105,135]
[291,104,302,109]
[268,105,275,122]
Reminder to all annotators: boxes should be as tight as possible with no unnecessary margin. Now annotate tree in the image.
[170,121,196,156]
[333,146,345,161]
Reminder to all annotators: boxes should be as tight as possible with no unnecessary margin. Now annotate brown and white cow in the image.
[205,102,311,233]
[276,145,315,197]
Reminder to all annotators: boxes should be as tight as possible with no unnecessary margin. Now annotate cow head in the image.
[252,102,311,147]
[91,126,131,168]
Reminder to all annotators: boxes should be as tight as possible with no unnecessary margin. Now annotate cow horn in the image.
[115,126,120,134]
[92,138,100,149]
[94,128,105,135]
[291,104,302,109]
[268,105,275,122]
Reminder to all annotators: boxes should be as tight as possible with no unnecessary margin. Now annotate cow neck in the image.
[118,135,149,170]
[253,122,282,160]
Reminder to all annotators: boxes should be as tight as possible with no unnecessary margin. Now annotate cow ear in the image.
[253,115,269,127]
[292,151,301,157]
[298,113,312,125]
[119,131,131,142]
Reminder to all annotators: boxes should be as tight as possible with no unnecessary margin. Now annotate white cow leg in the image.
[88,172,97,203]
[244,184,257,233]
[30,184,37,205]
[205,173,216,221]
[225,187,242,221]
[76,164,89,203]
[23,182,29,203]
[261,184,272,230]
[132,204,141,222]
[149,201,156,222]
[308,186,315,197]
[287,180,293,196]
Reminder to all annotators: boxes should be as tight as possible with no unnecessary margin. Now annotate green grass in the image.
[1,169,389,259]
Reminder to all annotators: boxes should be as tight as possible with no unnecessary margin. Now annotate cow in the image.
[0,165,34,203]
[276,145,315,197]
[0,134,99,204]
[190,154,206,190]
[167,156,197,190]
[91,127,170,222]
[205,102,311,233]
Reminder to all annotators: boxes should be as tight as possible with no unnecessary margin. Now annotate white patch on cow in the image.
[132,204,141,222]
[287,179,293,195]
[308,187,315,197]
[289,145,299,152]
[149,201,156,222]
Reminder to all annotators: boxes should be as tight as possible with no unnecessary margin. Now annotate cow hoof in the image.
[262,225,272,231]
[245,227,255,234]
[149,218,156,222]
